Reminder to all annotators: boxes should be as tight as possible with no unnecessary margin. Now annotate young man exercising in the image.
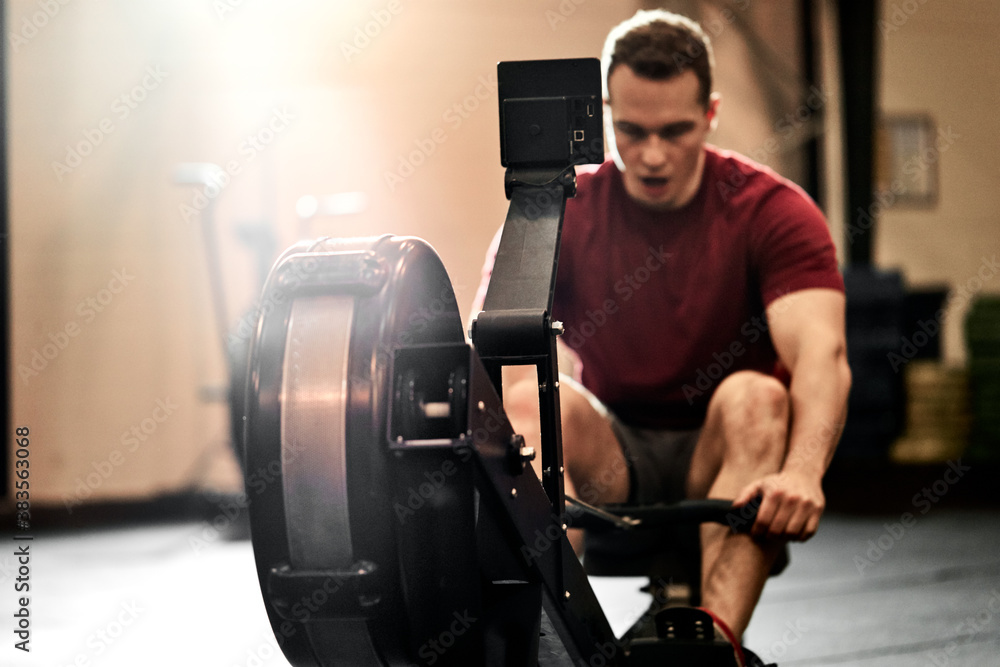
[475,8,851,652]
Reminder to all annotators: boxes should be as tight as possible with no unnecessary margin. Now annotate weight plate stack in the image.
[840,267,907,459]
[965,296,1000,461]
[889,360,970,464]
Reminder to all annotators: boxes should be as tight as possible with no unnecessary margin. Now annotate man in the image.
[475,9,851,650]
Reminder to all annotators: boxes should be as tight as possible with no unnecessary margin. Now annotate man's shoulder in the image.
[564,159,622,231]
[704,145,816,209]
[573,158,620,198]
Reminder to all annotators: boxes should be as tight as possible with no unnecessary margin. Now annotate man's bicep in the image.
[765,288,847,371]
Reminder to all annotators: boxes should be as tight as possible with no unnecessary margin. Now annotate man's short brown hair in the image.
[602,10,715,108]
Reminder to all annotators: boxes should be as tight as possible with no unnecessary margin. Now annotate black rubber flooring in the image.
[0,508,997,665]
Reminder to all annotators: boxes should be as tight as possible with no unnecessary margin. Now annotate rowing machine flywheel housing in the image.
[244,235,490,665]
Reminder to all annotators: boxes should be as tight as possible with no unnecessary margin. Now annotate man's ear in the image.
[707,92,721,132]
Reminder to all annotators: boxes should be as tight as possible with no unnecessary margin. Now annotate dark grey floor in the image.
[1,508,998,666]
[746,510,1000,666]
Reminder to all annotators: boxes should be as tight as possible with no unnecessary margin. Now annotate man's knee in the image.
[501,377,547,462]
[504,376,598,458]
[712,372,789,461]
[503,377,539,424]
[559,385,607,463]
[715,371,789,419]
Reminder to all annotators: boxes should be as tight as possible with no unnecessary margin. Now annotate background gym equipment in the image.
[242,58,762,666]
[965,296,1000,461]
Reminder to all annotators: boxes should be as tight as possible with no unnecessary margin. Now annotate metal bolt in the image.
[564,591,571,600]
[478,400,486,411]
[520,446,536,462]
[551,321,565,336]
[559,466,564,474]
[511,488,517,498]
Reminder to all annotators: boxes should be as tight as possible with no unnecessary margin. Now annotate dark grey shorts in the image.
[613,420,701,505]
[559,374,701,505]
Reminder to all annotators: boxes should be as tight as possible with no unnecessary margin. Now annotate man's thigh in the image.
[614,423,701,505]
[558,375,699,507]
[555,374,631,505]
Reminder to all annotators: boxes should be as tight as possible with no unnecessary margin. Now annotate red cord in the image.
[696,607,747,667]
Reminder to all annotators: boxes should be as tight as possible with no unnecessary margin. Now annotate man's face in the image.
[606,66,719,210]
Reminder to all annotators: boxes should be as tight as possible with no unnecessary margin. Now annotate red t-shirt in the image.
[549,146,843,429]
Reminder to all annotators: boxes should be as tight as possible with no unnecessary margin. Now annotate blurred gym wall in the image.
[7,0,997,505]
[874,0,1000,366]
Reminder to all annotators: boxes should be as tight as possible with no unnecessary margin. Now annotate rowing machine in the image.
[242,58,759,666]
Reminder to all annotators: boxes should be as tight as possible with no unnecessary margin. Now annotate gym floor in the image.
[1,492,998,666]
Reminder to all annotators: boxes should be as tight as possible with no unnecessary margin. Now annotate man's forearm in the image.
[781,343,852,481]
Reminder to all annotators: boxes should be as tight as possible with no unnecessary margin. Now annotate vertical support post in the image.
[471,171,575,598]
[838,0,879,266]
[537,319,565,527]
